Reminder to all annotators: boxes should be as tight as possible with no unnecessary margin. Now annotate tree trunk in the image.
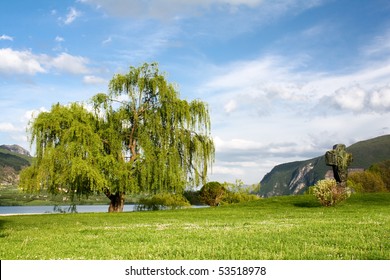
[104,188,124,212]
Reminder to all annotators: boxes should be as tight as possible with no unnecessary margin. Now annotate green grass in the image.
[0,193,389,260]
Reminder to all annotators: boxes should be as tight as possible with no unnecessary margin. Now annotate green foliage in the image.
[92,62,214,194]
[348,170,387,193]
[223,179,245,193]
[223,179,257,194]
[0,150,30,171]
[19,63,214,201]
[221,191,259,204]
[200,181,226,206]
[310,179,351,206]
[136,193,191,211]
[19,103,117,200]
[347,179,364,193]
[220,179,260,204]
[368,160,390,191]
[183,190,202,205]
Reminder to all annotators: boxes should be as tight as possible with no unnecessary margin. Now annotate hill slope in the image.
[259,134,390,197]
[0,145,32,185]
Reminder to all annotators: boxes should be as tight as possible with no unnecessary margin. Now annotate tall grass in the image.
[0,193,389,260]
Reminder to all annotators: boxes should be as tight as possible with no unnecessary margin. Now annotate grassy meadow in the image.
[0,193,389,260]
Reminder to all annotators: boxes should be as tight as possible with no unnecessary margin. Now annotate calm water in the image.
[0,204,137,215]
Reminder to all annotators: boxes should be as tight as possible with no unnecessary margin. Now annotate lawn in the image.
[0,193,389,260]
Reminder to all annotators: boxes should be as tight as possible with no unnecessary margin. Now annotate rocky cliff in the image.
[259,134,390,197]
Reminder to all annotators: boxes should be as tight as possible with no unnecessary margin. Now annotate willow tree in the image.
[92,63,215,196]
[20,63,214,212]
[19,103,126,211]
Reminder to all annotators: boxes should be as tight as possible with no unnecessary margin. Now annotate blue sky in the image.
[1,0,390,184]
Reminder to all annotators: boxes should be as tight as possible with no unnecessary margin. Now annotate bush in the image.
[221,192,259,205]
[348,171,387,193]
[347,179,363,193]
[136,193,191,211]
[368,160,390,192]
[183,190,202,205]
[200,182,226,206]
[310,179,351,207]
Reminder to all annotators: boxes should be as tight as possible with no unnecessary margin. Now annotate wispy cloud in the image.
[83,75,107,84]
[0,122,21,132]
[102,36,112,44]
[361,29,390,57]
[0,35,13,41]
[60,7,82,25]
[80,0,326,20]
[200,31,390,183]
[55,36,65,42]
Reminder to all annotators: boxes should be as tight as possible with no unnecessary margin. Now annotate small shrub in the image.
[221,192,259,205]
[136,193,191,211]
[200,182,226,206]
[347,179,363,193]
[310,179,351,207]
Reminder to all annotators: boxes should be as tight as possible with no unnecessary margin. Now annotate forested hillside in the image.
[260,135,390,197]
[0,145,31,185]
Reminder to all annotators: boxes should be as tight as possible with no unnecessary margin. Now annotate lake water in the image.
[0,204,137,215]
[0,204,207,215]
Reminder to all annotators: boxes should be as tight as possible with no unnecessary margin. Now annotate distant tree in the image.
[200,181,226,206]
[19,63,215,212]
[368,160,390,192]
[348,170,387,193]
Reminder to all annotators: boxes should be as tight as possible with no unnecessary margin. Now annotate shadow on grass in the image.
[293,201,322,208]
[0,219,8,238]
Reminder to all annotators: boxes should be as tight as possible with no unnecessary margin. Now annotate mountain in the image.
[0,144,31,157]
[259,134,390,197]
[0,145,32,185]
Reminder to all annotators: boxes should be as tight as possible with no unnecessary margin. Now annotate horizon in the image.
[1,0,390,184]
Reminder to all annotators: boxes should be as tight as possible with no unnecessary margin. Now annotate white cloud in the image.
[0,48,91,76]
[22,107,48,123]
[204,53,390,116]
[224,99,237,113]
[0,122,21,132]
[48,53,90,74]
[332,86,366,112]
[102,37,112,44]
[214,136,265,152]
[212,165,245,176]
[0,35,13,41]
[369,86,390,111]
[200,38,390,183]
[0,48,46,75]
[63,7,81,25]
[83,75,107,84]
[55,36,65,42]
